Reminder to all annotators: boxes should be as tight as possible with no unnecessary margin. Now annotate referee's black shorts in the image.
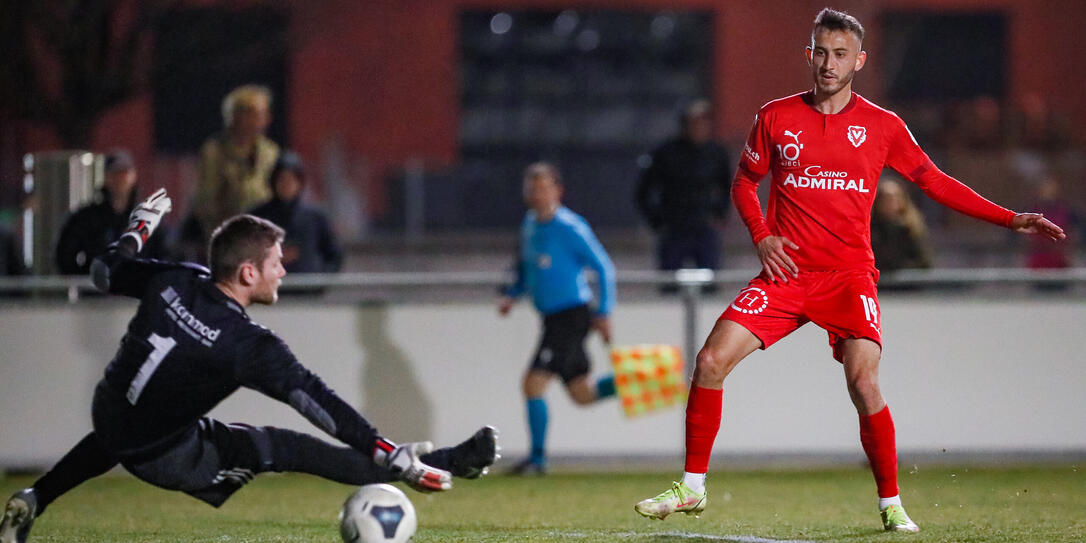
[529,304,593,383]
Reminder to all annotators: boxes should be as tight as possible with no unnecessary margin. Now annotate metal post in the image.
[404,158,425,241]
[681,283,698,376]
[674,268,714,375]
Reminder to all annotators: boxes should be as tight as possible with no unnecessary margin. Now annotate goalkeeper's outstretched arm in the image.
[91,188,209,297]
[236,332,453,493]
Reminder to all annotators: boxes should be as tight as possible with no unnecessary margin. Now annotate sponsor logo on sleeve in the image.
[743,143,761,163]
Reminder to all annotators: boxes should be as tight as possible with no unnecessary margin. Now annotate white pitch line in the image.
[546,530,816,542]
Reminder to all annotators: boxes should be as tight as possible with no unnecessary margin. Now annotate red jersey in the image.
[734,90,1015,272]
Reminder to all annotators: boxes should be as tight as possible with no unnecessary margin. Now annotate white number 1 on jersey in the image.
[126,333,177,405]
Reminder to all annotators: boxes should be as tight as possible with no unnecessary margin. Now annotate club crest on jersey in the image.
[847,125,867,148]
[730,287,769,315]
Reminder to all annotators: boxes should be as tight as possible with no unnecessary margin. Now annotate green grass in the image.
[2,465,1083,542]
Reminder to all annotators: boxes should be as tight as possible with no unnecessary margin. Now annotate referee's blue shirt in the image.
[505,206,616,316]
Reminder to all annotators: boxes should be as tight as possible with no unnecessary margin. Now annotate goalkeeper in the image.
[498,162,618,475]
[1,191,498,543]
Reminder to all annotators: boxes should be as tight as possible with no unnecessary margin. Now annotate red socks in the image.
[859,405,900,498]
[684,384,899,498]
[684,385,723,473]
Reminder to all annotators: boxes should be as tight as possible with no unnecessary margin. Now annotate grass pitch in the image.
[2,464,1082,542]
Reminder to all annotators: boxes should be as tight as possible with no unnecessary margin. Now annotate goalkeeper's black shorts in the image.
[118,418,274,507]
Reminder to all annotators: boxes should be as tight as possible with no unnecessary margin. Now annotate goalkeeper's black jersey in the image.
[89,244,379,459]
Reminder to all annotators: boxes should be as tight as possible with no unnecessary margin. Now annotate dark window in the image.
[152,7,289,153]
[455,10,714,228]
[882,12,1006,102]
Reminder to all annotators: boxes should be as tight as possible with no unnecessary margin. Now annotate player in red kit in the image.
[634,7,1065,533]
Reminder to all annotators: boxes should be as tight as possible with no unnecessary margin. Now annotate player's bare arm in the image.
[756,236,800,283]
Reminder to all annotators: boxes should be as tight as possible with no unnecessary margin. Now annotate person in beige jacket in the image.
[192,85,280,244]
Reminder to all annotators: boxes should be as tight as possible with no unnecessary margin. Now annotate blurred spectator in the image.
[964,96,1007,150]
[1024,177,1078,269]
[870,178,932,274]
[55,150,169,274]
[636,98,732,272]
[249,151,342,273]
[1010,93,1072,153]
[188,84,279,249]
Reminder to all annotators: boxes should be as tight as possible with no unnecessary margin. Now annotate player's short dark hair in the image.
[523,161,562,186]
[208,215,285,282]
[812,7,864,42]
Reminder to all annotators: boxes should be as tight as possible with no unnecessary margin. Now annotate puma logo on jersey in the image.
[778,129,805,165]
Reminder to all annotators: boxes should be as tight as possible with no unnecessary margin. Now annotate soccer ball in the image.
[339,484,417,543]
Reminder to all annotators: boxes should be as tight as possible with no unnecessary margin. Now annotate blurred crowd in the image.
[878,93,1082,273]
[29,86,341,280]
[936,93,1072,154]
[0,88,1082,282]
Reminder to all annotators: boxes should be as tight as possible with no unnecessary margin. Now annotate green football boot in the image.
[634,481,707,520]
[881,503,920,532]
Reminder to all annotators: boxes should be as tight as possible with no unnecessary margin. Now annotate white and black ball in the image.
[339,483,417,543]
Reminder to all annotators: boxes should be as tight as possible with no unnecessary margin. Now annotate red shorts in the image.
[721,269,882,361]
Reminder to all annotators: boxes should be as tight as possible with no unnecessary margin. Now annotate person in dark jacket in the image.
[0,223,24,276]
[55,150,168,274]
[636,99,733,271]
[249,151,342,274]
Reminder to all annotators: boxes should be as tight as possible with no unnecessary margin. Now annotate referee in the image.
[498,162,618,475]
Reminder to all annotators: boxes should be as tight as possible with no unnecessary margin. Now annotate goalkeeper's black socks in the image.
[32,433,118,516]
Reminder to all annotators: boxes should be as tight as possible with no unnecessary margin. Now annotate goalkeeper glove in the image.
[374,438,452,492]
[121,188,171,252]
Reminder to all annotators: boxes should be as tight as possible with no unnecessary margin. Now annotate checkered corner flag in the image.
[610,344,688,417]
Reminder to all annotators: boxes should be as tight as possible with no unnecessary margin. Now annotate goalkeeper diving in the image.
[1,189,499,543]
